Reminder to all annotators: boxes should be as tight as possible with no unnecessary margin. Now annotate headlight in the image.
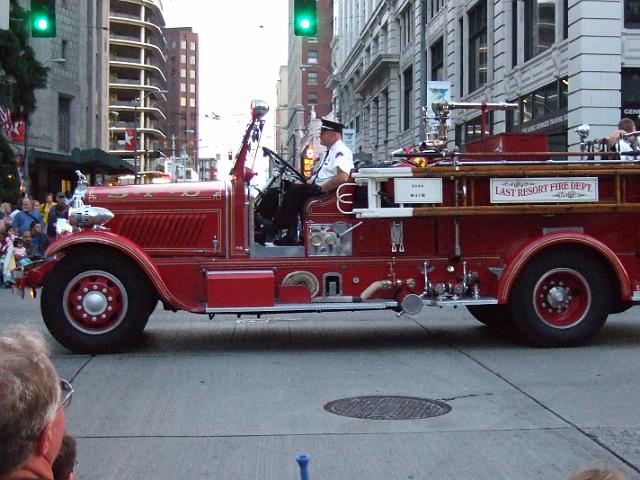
[68,206,114,228]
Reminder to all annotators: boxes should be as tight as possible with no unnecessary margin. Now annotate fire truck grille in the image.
[323,395,451,420]
[116,214,207,247]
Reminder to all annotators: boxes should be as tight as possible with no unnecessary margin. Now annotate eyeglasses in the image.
[59,378,74,409]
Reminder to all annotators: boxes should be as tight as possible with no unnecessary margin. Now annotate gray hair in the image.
[0,327,60,476]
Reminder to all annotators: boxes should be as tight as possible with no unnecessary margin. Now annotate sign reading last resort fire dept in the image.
[490,177,599,203]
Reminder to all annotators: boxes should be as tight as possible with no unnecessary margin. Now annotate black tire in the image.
[41,252,153,353]
[507,248,610,347]
[466,305,512,328]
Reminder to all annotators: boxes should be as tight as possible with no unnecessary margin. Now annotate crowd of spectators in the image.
[0,192,70,287]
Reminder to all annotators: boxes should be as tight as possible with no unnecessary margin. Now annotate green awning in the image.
[71,148,134,173]
[28,148,134,173]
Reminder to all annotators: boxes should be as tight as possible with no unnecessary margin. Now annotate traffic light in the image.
[30,0,56,38]
[293,0,317,36]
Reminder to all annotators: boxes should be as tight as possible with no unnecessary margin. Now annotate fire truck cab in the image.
[16,99,640,353]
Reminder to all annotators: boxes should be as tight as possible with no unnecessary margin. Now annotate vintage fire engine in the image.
[15,100,640,353]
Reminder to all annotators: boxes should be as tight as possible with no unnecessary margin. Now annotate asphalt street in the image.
[1,287,640,480]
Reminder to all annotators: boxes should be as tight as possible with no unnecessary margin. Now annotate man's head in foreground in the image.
[0,328,68,478]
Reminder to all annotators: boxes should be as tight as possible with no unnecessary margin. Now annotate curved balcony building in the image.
[108,0,168,171]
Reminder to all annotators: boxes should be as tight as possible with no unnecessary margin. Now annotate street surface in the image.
[2,287,640,480]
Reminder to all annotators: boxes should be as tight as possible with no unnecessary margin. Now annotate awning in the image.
[27,147,134,173]
[71,148,134,173]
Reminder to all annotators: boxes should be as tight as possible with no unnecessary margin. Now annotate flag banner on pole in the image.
[0,108,26,143]
[124,128,136,151]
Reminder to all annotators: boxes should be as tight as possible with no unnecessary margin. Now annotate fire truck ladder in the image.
[347,160,640,218]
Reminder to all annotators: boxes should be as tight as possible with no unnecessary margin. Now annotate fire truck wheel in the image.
[507,249,610,347]
[41,254,153,353]
[466,305,512,329]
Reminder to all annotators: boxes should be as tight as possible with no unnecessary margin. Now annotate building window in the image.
[181,40,186,49]
[307,92,318,105]
[468,0,487,92]
[58,96,71,152]
[189,98,196,107]
[401,4,414,47]
[506,78,568,128]
[525,0,556,60]
[180,69,186,78]
[180,97,186,107]
[307,50,318,64]
[373,97,379,145]
[307,71,319,85]
[61,39,68,60]
[403,66,413,131]
[190,42,196,50]
[459,17,464,96]
[456,113,494,145]
[189,83,196,93]
[307,37,318,43]
[430,0,444,18]
[171,40,176,48]
[180,83,186,92]
[190,70,196,79]
[190,55,196,65]
[430,37,444,80]
[180,54,186,63]
[511,0,518,67]
[625,0,640,27]
[382,88,389,141]
[562,0,568,38]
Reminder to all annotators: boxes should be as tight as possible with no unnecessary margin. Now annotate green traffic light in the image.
[294,0,317,36]
[34,16,49,31]
[30,0,56,37]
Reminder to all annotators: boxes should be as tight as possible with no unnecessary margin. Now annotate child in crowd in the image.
[29,222,49,259]
[52,434,78,480]
[13,237,31,267]
[1,227,16,255]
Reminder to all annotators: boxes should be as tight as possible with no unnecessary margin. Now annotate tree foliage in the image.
[0,0,49,201]
[0,1,49,116]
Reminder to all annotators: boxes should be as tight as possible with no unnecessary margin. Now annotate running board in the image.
[204,297,499,314]
[205,300,398,314]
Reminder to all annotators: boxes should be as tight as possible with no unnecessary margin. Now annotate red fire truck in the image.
[15,100,640,353]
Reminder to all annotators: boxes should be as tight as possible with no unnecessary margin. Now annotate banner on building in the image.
[342,128,355,152]
[426,81,451,127]
[0,107,26,143]
[124,128,136,151]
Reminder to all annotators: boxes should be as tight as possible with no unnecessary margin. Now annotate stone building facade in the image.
[17,0,111,197]
[332,0,636,162]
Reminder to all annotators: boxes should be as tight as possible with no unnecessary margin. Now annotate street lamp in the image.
[132,89,167,183]
[43,58,66,66]
[299,64,332,75]
[23,58,67,196]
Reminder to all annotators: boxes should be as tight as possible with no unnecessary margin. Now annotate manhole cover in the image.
[323,395,451,420]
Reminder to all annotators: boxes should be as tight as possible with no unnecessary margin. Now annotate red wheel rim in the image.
[63,270,128,334]
[533,268,590,328]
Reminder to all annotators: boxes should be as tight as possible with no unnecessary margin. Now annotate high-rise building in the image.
[164,27,199,171]
[108,0,168,173]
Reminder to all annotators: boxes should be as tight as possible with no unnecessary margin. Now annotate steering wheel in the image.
[262,147,307,183]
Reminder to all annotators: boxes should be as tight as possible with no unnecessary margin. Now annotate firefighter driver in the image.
[270,118,354,245]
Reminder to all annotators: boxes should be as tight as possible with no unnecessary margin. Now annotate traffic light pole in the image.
[23,113,30,197]
[133,100,139,183]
